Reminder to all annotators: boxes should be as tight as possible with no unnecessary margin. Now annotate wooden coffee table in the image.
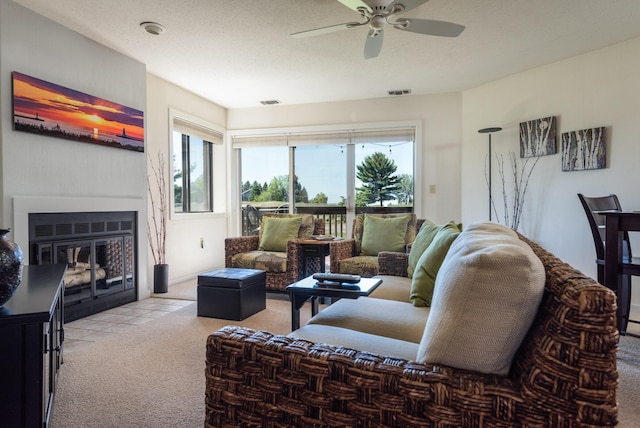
[286,275,382,330]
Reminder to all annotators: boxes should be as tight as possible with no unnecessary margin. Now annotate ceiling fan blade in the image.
[394,18,465,37]
[338,0,371,13]
[291,22,362,38]
[387,0,430,14]
[364,29,384,59]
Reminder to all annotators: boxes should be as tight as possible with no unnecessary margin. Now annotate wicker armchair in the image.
[224,217,324,292]
[206,234,619,427]
[328,214,425,277]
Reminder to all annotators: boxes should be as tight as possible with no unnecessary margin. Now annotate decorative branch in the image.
[490,151,540,231]
[147,152,167,265]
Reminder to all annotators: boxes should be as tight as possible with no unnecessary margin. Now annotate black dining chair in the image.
[578,193,640,335]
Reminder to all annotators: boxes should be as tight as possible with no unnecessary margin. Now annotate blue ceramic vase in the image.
[0,228,24,306]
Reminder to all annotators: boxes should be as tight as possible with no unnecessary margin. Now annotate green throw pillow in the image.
[408,220,462,278]
[262,213,314,239]
[258,216,302,252]
[407,220,440,278]
[410,222,461,307]
[360,214,409,256]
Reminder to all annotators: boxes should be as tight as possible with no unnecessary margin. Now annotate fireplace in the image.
[29,211,137,322]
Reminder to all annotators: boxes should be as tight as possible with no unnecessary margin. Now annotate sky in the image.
[241,141,414,203]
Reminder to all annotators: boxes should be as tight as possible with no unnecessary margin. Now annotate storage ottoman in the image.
[197,268,266,320]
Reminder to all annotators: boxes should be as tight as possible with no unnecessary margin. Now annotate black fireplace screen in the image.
[29,211,137,321]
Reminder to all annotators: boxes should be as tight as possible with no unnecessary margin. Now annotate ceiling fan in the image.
[291,0,465,59]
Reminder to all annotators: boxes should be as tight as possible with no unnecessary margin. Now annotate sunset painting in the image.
[12,71,144,152]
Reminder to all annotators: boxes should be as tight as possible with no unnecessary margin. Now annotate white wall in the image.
[461,36,640,317]
[145,74,228,283]
[0,0,149,296]
[228,92,463,227]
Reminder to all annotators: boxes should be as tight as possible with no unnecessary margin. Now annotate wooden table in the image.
[603,212,640,333]
[286,275,382,330]
[299,239,332,276]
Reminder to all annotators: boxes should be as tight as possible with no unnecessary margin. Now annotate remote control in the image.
[312,273,361,284]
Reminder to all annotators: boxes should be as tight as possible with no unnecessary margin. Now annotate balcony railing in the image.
[241,204,413,237]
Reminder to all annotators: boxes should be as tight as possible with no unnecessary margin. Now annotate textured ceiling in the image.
[13,0,640,109]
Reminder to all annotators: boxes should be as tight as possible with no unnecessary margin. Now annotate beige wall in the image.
[228,92,463,229]
[145,74,228,283]
[0,0,149,296]
[461,36,640,317]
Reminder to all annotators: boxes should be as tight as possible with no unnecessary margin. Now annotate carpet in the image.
[50,296,304,428]
[617,325,640,427]
[50,293,640,427]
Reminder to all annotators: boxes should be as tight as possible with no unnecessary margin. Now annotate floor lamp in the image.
[478,127,502,221]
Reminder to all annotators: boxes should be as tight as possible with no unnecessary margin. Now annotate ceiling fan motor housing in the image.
[370,15,386,30]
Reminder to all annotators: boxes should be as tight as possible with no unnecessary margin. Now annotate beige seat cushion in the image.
[288,324,419,361]
[231,251,287,273]
[370,275,411,302]
[308,297,429,343]
[416,221,545,376]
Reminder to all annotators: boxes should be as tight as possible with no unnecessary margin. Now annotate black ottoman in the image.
[197,268,266,320]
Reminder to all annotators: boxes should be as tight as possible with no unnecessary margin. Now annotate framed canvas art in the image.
[12,71,144,152]
[519,116,556,158]
[561,127,606,171]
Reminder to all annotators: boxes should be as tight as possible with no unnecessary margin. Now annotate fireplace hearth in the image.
[29,211,137,322]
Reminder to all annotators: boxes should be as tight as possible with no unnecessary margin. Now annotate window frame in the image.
[175,133,213,213]
[169,108,225,219]
[229,120,422,235]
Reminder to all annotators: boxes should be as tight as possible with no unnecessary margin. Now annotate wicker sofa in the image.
[206,224,619,427]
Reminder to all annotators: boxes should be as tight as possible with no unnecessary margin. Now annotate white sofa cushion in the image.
[307,297,429,344]
[288,324,419,361]
[369,275,412,302]
[416,221,545,375]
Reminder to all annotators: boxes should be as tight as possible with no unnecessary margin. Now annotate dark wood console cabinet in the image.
[0,264,65,428]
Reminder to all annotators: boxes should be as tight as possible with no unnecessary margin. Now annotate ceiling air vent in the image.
[260,99,281,105]
[388,89,411,96]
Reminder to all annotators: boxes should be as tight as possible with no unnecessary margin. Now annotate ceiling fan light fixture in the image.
[140,22,166,36]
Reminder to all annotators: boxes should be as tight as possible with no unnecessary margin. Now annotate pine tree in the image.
[356,152,401,206]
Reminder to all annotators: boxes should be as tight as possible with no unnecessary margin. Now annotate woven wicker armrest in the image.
[284,238,304,280]
[377,251,409,276]
[224,235,259,267]
[313,218,325,235]
[205,326,518,427]
[328,238,355,273]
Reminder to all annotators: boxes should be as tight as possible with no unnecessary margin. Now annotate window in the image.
[171,110,224,214]
[231,122,419,236]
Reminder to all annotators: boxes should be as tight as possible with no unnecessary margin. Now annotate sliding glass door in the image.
[233,124,416,237]
[293,144,349,237]
[238,145,289,235]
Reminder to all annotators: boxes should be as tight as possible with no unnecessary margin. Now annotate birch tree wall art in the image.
[519,116,556,157]
[561,126,606,171]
